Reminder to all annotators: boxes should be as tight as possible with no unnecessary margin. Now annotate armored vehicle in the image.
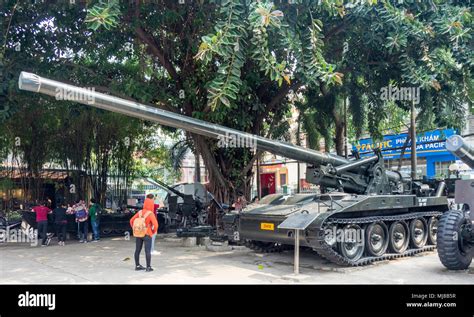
[18,72,449,265]
[437,135,474,270]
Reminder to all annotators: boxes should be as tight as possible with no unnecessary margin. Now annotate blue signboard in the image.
[353,129,457,159]
[353,129,458,178]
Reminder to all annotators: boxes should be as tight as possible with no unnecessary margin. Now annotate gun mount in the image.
[153,181,216,237]
[19,72,448,266]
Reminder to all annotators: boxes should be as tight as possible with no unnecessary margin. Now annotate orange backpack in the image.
[132,210,152,238]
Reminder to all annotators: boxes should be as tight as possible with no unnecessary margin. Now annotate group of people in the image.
[32,193,160,273]
[32,198,102,247]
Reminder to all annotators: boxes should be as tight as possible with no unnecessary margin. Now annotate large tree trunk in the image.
[333,94,345,157]
[193,135,256,226]
[194,148,201,183]
[334,119,345,156]
[193,135,230,226]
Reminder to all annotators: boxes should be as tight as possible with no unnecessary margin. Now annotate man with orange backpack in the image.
[129,206,158,272]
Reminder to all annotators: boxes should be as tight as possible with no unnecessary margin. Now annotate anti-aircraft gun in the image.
[436,135,474,270]
[18,72,449,265]
[154,180,224,237]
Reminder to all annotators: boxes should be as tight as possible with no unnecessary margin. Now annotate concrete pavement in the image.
[1,235,473,284]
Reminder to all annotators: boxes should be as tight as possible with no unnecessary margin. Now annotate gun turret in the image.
[18,72,408,194]
[446,135,474,169]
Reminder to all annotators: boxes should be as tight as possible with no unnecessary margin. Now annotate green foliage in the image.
[0,179,14,191]
[319,0,473,146]
[85,0,120,31]
[249,1,290,87]
[133,141,181,184]
[1,0,472,203]
[195,0,343,110]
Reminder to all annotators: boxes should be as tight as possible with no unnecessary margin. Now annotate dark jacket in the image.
[53,207,68,224]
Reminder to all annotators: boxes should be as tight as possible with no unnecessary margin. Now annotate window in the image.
[435,161,455,179]
[280,173,287,186]
[386,158,427,178]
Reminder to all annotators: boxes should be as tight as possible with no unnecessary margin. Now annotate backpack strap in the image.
[143,211,152,219]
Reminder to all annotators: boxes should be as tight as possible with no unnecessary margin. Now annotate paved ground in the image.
[1,235,473,284]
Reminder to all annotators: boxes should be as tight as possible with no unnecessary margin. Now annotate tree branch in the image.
[253,81,302,135]
[324,20,348,42]
[135,26,180,83]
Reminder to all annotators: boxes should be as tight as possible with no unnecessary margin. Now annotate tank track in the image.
[314,211,442,266]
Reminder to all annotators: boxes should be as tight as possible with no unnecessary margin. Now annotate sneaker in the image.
[92,239,99,243]
[58,242,62,246]
[135,265,146,271]
[41,244,47,247]
[46,237,51,246]
[151,251,160,255]
[145,267,154,272]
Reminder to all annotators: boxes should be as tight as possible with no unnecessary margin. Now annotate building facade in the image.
[353,128,458,179]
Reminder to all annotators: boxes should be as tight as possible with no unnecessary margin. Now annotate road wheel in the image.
[389,221,410,253]
[427,216,439,245]
[101,229,113,236]
[365,221,389,256]
[338,224,365,261]
[437,211,472,270]
[410,218,428,248]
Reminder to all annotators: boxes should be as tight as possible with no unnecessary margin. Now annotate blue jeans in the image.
[91,220,100,240]
[151,233,156,252]
[78,221,88,241]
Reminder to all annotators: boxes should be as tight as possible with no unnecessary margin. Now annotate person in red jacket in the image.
[32,202,52,246]
[129,207,158,272]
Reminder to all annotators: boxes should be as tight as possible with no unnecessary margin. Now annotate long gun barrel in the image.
[446,135,474,169]
[154,179,185,198]
[19,72,346,164]
[18,72,401,188]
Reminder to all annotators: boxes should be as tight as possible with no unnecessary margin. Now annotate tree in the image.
[0,1,162,204]
[78,0,347,215]
[292,0,472,155]
[1,0,472,215]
